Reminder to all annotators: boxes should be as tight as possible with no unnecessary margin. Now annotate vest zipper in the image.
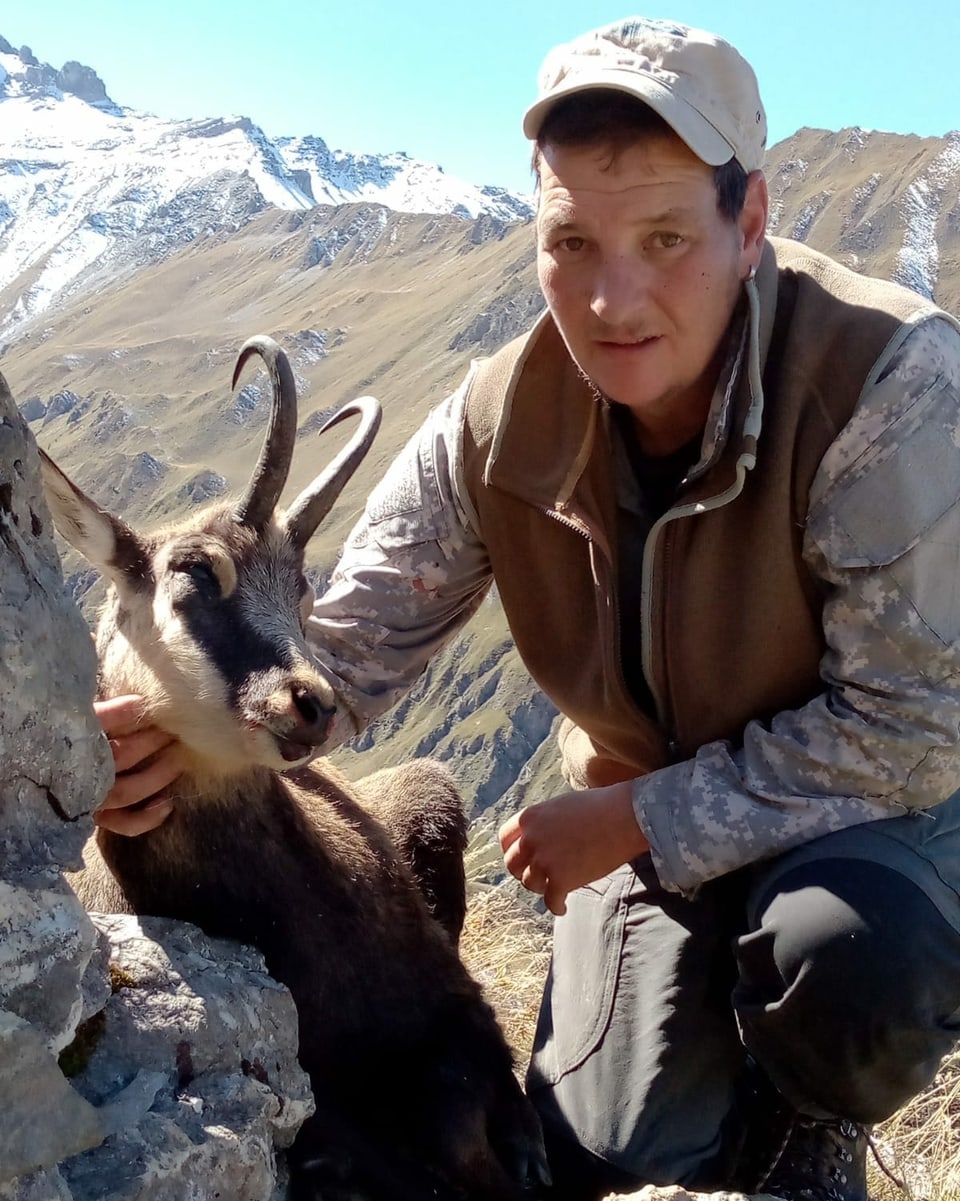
[539,505,659,733]
[641,274,767,754]
[641,465,759,755]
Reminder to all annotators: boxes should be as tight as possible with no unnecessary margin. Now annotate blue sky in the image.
[3,1,958,195]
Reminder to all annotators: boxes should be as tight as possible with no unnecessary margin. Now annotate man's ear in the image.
[39,449,149,584]
[739,169,769,273]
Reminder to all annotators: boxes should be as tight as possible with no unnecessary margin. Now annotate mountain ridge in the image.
[0,34,535,334]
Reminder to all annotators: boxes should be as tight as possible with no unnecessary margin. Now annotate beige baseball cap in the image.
[523,17,767,172]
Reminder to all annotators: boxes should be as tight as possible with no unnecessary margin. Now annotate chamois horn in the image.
[284,396,382,548]
[233,335,298,530]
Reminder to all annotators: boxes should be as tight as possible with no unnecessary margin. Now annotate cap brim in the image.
[522,71,735,167]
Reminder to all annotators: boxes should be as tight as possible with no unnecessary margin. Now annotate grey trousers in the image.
[526,811,960,1201]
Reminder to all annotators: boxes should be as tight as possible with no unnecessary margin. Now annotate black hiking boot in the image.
[724,1059,869,1201]
[754,1112,868,1201]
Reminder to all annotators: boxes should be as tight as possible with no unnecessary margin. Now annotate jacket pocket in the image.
[363,442,452,541]
[807,372,960,650]
[807,372,955,569]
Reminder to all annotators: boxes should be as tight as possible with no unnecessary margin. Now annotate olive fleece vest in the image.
[460,238,938,784]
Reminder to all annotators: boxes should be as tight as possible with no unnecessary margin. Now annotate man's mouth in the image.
[598,334,660,349]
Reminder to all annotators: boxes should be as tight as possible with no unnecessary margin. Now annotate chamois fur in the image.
[31,338,547,1201]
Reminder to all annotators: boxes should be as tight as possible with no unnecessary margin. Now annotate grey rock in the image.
[177,469,227,504]
[131,452,164,482]
[0,881,103,1051]
[230,381,265,425]
[448,286,545,354]
[56,63,109,106]
[0,383,111,883]
[55,914,314,1200]
[0,1169,73,1201]
[18,398,46,423]
[289,328,328,364]
[62,1110,279,1201]
[0,1010,105,1183]
[89,398,131,445]
[42,391,81,425]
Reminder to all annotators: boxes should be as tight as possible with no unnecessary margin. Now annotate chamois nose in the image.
[290,682,335,741]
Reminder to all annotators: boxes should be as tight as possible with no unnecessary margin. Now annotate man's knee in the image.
[734,858,960,1122]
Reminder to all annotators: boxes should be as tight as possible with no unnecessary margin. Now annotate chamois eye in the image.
[178,561,220,593]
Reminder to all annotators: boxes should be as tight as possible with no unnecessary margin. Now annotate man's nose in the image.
[591,254,651,326]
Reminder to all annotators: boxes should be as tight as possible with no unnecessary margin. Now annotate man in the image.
[98,17,960,1201]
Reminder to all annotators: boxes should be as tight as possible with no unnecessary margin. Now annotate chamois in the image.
[28,338,548,1201]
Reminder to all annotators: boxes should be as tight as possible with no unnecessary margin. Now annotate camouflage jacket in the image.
[307,240,960,895]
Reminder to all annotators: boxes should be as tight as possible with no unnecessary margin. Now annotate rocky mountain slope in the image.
[765,126,960,303]
[2,31,958,840]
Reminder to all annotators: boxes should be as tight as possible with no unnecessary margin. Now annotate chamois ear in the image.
[38,449,150,585]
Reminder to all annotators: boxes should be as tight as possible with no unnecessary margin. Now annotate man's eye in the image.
[653,232,683,249]
[557,236,586,253]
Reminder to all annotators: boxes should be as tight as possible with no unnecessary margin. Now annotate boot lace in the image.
[755,1114,868,1201]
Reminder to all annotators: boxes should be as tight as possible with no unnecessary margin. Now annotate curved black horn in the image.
[233,335,298,529]
[284,396,382,548]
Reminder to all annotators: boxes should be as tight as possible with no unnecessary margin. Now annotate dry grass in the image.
[460,884,960,1201]
[870,1050,960,1201]
[459,885,550,1065]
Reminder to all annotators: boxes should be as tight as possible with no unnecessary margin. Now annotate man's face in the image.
[536,133,767,454]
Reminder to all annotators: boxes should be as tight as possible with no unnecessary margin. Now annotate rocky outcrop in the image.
[178,468,227,504]
[17,397,46,422]
[42,391,82,426]
[0,374,313,1198]
[56,62,109,106]
[448,285,545,354]
[1,46,114,108]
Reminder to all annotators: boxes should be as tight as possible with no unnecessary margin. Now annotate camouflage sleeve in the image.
[635,313,960,895]
[304,367,493,748]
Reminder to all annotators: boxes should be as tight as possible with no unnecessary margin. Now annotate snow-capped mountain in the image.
[0,35,534,333]
[275,135,531,224]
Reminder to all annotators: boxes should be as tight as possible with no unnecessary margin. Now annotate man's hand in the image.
[94,695,180,836]
[499,781,650,916]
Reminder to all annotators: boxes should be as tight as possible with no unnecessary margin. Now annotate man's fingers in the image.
[108,725,176,774]
[544,881,569,918]
[502,838,530,881]
[94,694,149,738]
[498,812,523,853]
[95,795,173,837]
[520,864,548,896]
[98,745,183,812]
